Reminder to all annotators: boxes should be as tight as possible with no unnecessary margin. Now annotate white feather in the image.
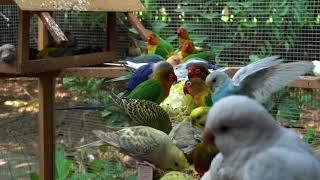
[312,60,320,76]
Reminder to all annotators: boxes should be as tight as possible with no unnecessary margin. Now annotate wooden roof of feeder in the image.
[8,0,145,12]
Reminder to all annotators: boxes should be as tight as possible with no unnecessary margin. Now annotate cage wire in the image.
[0,0,320,179]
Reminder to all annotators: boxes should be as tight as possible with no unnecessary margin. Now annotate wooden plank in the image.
[38,12,52,50]
[0,0,15,5]
[38,73,56,180]
[58,67,128,78]
[125,12,147,40]
[37,12,68,46]
[0,63,18,74]
[106,12,117,53]
[17,10,30,70]
[14,0,144,12]
[21,51,116,73]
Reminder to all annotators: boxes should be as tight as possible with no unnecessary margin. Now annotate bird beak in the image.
[203,128,215,146]
[191,118,196,125]
[183,85,188,95]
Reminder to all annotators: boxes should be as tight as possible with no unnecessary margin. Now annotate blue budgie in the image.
[205,55,314,104]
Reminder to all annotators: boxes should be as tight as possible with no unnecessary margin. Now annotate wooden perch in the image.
[125,12,147,40]
[37,12,68,46]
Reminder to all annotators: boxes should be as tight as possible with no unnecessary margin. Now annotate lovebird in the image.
[174,58,219,81]
[146,32,174,59]
[184,78,212,107]
[93,126,189,171]
[187,63,211,80]
[205,55,314,104]
[36,31,78,59]
[202,95,320,180]
[177,27,190,47]
[179,41,210,62]
[160,171,193,180]
[128,61,177,104]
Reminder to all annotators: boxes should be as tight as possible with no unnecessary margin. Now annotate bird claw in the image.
[137,161,157,170]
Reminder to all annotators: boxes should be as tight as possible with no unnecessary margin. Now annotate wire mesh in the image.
[0,1,319,179]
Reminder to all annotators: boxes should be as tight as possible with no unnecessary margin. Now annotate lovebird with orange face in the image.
[179,40,210,62]
[183,78,212,107]
[146,32,174,59]
[177,28,190,47]
[128,61,177,104]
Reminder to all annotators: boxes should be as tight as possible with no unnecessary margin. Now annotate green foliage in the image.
[30,146,137,180]
[277,98,301,126]
[303,128,318,145]
[133,0,316,65]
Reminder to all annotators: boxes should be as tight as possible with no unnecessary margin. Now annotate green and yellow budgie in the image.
[108,94,172,134]
[93,126,189,171]
[128,61,177,104]
[190,106,210,130]
[146,32,174,59]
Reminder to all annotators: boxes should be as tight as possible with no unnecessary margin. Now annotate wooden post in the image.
[37,12,68,46]
[38,13,51,50]
[125,12,147,40]
[17,10,30,68]
[106,12,117,52]
[38,74,56,180]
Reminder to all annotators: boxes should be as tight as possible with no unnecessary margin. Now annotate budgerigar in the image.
[146,32,174,59]
[206,55,314,104]
[202,95,320,180]
[0,44,16,63]
[190,106,210,130]
[184,78,212,107]
[128,61,177,104]
[160,171,193,180]
[108,94,172,134]
[93,126,189,171]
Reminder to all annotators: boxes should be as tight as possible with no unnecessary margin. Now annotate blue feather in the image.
[125,54,164,63]
[212,80,240,103]
[127,63,154,91]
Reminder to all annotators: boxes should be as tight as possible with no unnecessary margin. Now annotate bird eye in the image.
[220,126,229,132]
[186,81,191,86]
[212,78,217,83]
[169,73,174,78]
[174,162,179,167]
[195,69,202,74]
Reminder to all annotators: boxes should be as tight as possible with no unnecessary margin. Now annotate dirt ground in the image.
[0,78,319,180]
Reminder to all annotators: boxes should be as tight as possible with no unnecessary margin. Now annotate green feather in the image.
[128,79,164,104]
[185,51,210,61]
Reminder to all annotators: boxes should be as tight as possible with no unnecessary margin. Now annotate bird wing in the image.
[117,127,162,157]
[243,147,320,180]
[127,63,153,91]
[232,55,282,85]
[128,79,164,103]
[237,61,313,103]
